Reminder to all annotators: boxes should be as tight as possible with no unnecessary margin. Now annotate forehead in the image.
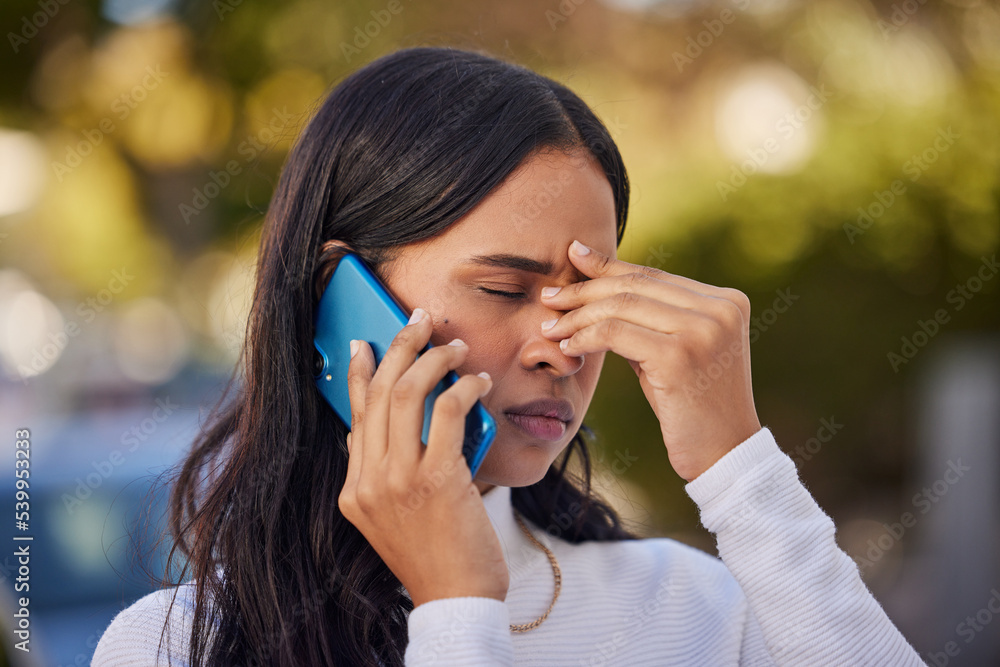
[400,148,618,276]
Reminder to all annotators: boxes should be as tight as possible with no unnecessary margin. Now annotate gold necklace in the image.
[509,510,562,633]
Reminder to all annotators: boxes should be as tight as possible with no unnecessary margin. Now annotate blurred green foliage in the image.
[1,0,998,558]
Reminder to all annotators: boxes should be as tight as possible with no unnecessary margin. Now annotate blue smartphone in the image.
[313,252,497,478]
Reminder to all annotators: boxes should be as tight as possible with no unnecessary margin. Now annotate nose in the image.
[517,309,585,377]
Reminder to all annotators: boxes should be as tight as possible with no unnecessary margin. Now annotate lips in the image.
[504,398,574,423]
[502,399,574,441]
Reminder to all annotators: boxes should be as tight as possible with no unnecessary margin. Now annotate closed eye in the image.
[478,287,526,300]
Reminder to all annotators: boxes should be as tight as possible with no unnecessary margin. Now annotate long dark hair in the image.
[163,45,636,666]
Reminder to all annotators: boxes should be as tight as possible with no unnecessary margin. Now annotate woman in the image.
[93,46,922,665]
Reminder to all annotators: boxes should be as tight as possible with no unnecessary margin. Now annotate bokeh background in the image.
[2,0,999,664]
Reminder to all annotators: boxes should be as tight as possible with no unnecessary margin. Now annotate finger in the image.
[545,262,751,329]
[387,338,471,472]
[542,293,709,343]
[361,308,434,467]
[557,239,739,302]
[423,371,494,473]
[556,317,667,362]
[547,261,722,309]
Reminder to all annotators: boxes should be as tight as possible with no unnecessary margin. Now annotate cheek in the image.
[464,329,515,378]
[429,312,515,375]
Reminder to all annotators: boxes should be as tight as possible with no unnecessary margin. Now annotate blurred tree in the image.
[1,0,998,617]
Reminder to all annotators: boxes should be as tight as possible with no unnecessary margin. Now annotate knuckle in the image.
[613,290,639,310]
[390,323,424,351]
[641,265,663,279]
[722,287,751,315]
[603,318,625,339]
[390,378,418,404]
[354,483,378,512]
[716,297,745,328]
[697,314,727,344]
[396,319,421,341]
[337,490,357,518]
[623,272,646,290]
[433,392,464,419]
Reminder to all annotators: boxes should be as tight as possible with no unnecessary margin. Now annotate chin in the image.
[472,432,568,488]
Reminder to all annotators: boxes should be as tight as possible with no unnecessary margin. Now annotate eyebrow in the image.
[464,253,554,275]
[462,253,588,282]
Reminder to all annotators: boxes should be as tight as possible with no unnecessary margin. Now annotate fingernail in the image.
[571,240,590,256]
[350,339,359,358]
[408,308,427,325]
[477,371,491,381]
[448,338,466,347]
[560,338,570,351]
[541,318,557,330]
[541,286,561,298]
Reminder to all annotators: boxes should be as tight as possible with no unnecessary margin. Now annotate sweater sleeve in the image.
[404,596,514,665]
[685,427,924,667]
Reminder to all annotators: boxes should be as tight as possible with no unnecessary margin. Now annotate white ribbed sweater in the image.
[92,427,924,665]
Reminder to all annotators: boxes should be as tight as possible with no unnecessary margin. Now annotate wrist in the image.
[675,420,764,482]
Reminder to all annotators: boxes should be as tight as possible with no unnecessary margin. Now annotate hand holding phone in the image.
[337,313,510,608]
[319,252,509,607]
[313,252,497,477]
